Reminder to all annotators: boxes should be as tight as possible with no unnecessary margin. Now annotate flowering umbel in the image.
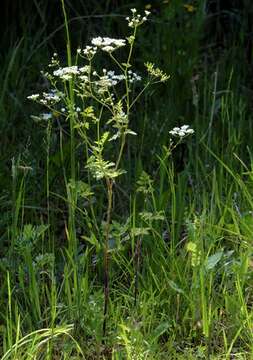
[169,125,194,138]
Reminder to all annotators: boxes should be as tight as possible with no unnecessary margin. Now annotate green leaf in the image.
[136,171,154,194]
[139,211,165,222]
[82,233,100,251]
[153,322,170,341]
[168,280,185,294]
[205,251,223,271]
[68,179,93,198]
[130,227,150,237]
[240,213,253,237]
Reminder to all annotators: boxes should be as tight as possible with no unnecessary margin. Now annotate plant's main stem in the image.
[103,178,113,338]
[60,0,75,181]
[61,0,77,256]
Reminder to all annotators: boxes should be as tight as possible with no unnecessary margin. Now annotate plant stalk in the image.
[103,178,113,338]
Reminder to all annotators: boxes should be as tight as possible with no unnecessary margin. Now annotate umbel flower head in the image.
[91,37,126,53]
[126,8,151,28]
[169,125,194,138]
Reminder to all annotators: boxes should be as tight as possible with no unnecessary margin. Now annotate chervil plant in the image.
[28,6,171,337]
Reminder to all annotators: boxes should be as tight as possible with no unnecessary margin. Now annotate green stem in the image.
[60,0,76,255]
[115,134,126,170]
[46,122,52,252]
[60,0,75,180]
[103,178,113,338]
[129,81,150,110]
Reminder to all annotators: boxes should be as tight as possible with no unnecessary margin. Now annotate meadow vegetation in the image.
[1,0,253,358]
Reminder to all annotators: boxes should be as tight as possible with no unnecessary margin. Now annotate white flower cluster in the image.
[41,65,90,82]
[28,90,63,105]
[127,69,141,83]
[91,37,126,53]
[97,69,125,87]
[126,8,151,28]
[48,53,59,68]
[77,37,126,58]
[53,66,79,80]
[40,90,63,104]
[169,125,194,138]
[79,74,89,83]
[77,66,91,83]
[78,45,97,59]
[107,70,125,83]
[79,66,90,73]
[27,94,40,100]
[93,68,141,89]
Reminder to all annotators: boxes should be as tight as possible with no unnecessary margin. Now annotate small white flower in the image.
[127,70,141,83]
[79,66,90,73]
[107,70,115,77]
[91,37,103,46]
[61,74,72,81]
[102,45,114,53]
[82,45,97,58]
[181,125,190,131]
[186,129,194,134]
[79,75,89,82]
[27,94,40,100]
[41,113,52,120]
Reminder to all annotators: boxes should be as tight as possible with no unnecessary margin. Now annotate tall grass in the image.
[1,0,253,359]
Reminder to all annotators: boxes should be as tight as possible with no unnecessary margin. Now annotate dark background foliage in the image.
[1,0,253,214]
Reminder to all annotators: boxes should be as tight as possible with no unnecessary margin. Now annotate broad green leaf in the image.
[205,251,223,271]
